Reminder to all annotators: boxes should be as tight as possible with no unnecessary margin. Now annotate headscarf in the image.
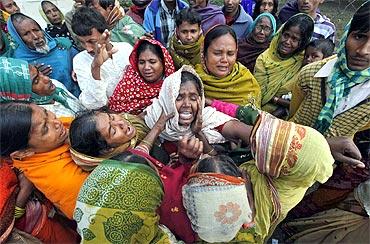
[71,113,149,171]
[237,13,276,71]
[194,4,226,33]
[0,57,77,112]
[254,14,313,107]
[108,39,175,115]
[240,111,334,242]
[169,32,204,70]
[0,163,18,243]
[182,173,254,242]
[74,159,172,243]
[39,1,64,25]
[195,61,262,107]
[313,21,370,134]
[145,65,235,143]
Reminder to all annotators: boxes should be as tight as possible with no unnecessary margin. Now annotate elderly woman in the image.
[282,3,370,242]
[237,13,276,72]
[254,13,314,114]
[0,57,84,117]
[108,39,175,115]
[195,25,261,107]
[39,1,75,45]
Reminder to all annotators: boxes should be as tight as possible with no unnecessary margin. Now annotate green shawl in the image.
[74,160,171,243]
[314,20,370,134]
[110,15,146,46]
[169,33,204,69]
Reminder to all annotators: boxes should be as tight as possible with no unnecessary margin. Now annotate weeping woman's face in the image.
[277,25,302,59]
[175,80,200,126]
[95,112,137,147]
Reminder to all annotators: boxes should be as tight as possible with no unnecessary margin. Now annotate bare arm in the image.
[220,120,253,146]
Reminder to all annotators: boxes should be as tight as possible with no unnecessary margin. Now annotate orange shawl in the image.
[12,118,88,219]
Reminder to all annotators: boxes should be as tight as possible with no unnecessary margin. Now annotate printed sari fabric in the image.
[108,39,175,115]
[195,62,261,107]
[240,112,334,242]
[169,33,204,70]
[74,160,172,243]
[182,173,255,243]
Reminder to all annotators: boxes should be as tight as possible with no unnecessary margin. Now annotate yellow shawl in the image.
[195,62,261,107]
[169,34,204,70]
[240,112,334,242]
[254,30,304,110]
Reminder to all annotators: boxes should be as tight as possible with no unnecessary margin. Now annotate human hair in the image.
[196,155,242,177]
[180,70,202,96]
[0,102,32,157]
[11,13,38,28]
[252,0,278,19]
[203,25,237,57]
[349,1,370,34]
[282,14,314,55]
[41,0,57,11]
[136,40,164,64]
[175,8,202,27]
[69,109,110,157]
[71,6,107,36]
[85,0,114,9]
[306,39,335,58]
[110,151,150,165]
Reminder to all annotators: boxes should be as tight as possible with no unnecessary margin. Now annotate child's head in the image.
[303,39,335,66]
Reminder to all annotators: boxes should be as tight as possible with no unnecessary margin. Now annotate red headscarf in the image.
[108,39,175,115]
[0,162,18,242]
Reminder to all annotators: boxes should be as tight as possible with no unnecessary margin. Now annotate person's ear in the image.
[100,147,115,155]
[10,149,35,161]
[108,4,114,12]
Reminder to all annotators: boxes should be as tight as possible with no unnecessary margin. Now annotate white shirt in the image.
[314,57,370,117]
[73,42,133,109]
[42,79,85,118]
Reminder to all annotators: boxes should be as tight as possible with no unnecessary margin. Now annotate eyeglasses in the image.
[255,25,272,33]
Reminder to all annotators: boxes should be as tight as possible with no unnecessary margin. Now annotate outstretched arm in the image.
[220,120,253,146]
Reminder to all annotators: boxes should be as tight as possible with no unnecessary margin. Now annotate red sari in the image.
[108,39,175,115]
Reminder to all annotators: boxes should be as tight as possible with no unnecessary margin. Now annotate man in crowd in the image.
[126,0,151,25]
[72,7,132,109]
[189,0,225,33]
[143,0,188,47]
[7,13,81,97]
[169,8,203,69]
[279,0,336,42]
[223,0,253,39]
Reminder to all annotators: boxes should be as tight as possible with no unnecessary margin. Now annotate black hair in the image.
[203,25,237,57]
[0,102,32,157]
[180,70,202,96]
[196,155,242,177]
[281,14,314,56]
[69,109,110,157]
[349,1,370,34]
[252,0,278,19]
[71,6,107,36]
[175,8,202,27]
[306,39,335,58]
[110,151,150,165]
[85,0,114,9]
[136,40,164,63]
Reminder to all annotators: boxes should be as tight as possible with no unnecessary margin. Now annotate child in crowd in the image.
[303,38,335,66]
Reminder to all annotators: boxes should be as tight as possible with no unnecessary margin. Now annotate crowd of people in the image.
[0,0,369,243]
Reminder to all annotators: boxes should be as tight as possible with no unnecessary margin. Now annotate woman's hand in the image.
[191,97,203,134]
[326,136,365,168]
[153,110,174,132]
[178,135,203,163]
[205,97,213,106]
[34,63,52,76]
[16,173,34,208]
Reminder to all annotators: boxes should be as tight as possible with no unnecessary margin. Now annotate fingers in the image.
[36,63,52,76]
[344,142,362,161]
[335,153,365,168]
